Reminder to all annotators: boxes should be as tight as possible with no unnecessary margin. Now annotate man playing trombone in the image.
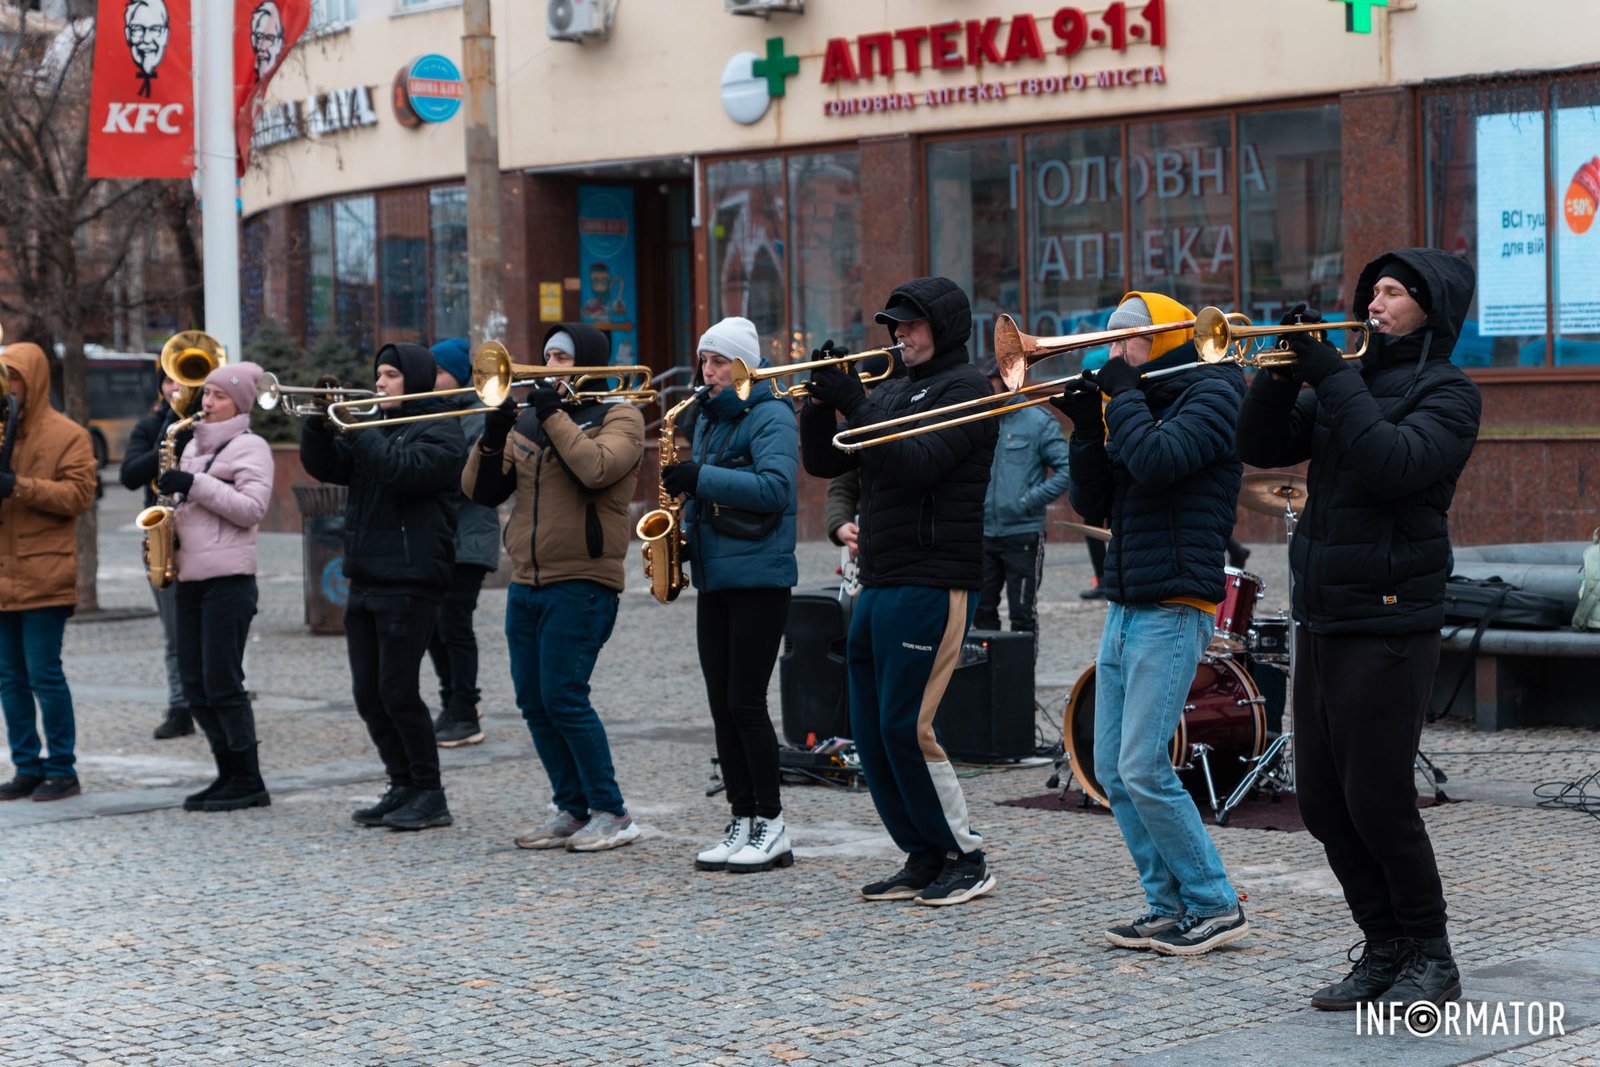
[799,277,999,907]
[1054,291,1250,955]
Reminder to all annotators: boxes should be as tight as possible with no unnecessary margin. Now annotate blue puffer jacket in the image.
[1067,341,1245,605]
[684,377,798,593]
[984,404,1071,537]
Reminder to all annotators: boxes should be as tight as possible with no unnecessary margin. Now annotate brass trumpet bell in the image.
[1194,307,1373,367]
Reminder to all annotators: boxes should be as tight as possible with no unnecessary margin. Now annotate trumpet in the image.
[325,342,656,430]
[1194,308,1375,367]
[730,344,902,401]
[159,331,227,416]
[256,372,381,417]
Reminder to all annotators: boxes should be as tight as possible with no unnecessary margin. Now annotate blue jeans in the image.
[0,607,76,778]
[1094,601,1237,917]
[506,581,625,818]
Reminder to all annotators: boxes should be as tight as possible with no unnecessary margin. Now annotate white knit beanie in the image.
[697,316,761,366]
[544,330,576,359]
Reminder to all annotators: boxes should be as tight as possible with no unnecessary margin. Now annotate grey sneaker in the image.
[1150,907,1250,956]
[1105,910,1185,950]
[514,809,588,850]
[565,811,641,853]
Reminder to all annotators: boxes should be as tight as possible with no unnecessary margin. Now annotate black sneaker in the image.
[860,861,942,901]
[31,776,82,802]
[1311,939,1405,1011]
[1079,580,1105,600]
[1383,937,1461,1007]
[153,707,195,740]
[914,853,996,907]
[1105,910,1185,950]
[1150,906,1249,956]
[352,785,417,827]
[435,717,485,748]
[382,787,454,831]
[0,774,43,801]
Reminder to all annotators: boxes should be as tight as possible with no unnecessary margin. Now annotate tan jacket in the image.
[0,344,97,611]
[462,402,643,591]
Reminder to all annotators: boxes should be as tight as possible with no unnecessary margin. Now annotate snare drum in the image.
[1061,656,1267,808]
[1248,613,1291,664]
[1213,567,1265,650]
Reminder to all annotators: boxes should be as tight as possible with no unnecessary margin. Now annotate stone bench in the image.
[1430,542,1600,731]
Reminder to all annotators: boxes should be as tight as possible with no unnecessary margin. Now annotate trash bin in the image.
[293,484,349,635]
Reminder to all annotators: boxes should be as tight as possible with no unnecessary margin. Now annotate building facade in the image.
[240,0,1600,541]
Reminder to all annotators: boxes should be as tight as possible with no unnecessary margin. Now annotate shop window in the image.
[305,202,334,338]
[429,186,469,343]
[1553,80,1600,365]
[928,137,1021,365]
[379,189,428,345]
[1239,105,1343,327]
[706,158,787,365]
[304,196,375,357]
[788,152,863,361]
[1127,116,1235,316]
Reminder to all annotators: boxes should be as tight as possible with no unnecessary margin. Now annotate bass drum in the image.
[1061,657,1268,808]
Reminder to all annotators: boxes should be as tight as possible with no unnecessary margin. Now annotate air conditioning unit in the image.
[547,0,614,43]
[725,0,805,16]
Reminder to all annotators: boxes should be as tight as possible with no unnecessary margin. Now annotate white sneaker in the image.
[725,815,794,874]
[564,811,641,852]
[695,816,752,872]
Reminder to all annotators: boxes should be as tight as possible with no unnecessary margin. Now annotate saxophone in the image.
[135,411,203,590]
[635,386,709,604]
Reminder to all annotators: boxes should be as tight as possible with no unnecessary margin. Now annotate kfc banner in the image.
[87,0,195,179]
[234,0,309,176]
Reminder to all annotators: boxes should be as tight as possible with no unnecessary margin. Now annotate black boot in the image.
[1384,936,1462,1007]
[153,706,195,740]
[1310,938,1405,1010]
[183,742,230,811]
[352,784,418,827]
[382,787,453,831]
[201,745,271,812]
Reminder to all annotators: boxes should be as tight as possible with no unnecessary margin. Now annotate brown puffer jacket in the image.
[0,343,97,611]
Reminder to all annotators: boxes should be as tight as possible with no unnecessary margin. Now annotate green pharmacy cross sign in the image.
[751,37,799,97]
[1335,0,1388,33]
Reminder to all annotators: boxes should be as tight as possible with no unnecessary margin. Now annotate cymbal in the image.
[1056,520,1112,542]
[1239,472,1309,516]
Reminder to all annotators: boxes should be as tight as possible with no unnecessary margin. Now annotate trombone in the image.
[158,331,227,416]
[730,344,902,401]
[325,341,656,430]
[256,372,381,417]
[832,317,1223,453]
[1193,307,1375,367]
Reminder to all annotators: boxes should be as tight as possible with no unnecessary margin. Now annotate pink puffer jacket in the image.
[172,413,275,582]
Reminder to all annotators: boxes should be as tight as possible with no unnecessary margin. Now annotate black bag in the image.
[1441,576,1568,631]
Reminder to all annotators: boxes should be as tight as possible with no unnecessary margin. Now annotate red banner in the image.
[234,0,309,177]
[87,0,195,179]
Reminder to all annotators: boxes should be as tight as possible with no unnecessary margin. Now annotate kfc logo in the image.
[124,0,169,97]
[248,1,285,83]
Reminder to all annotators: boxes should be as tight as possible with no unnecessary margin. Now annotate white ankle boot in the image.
[695,816,752,871]
[726,815,794,873]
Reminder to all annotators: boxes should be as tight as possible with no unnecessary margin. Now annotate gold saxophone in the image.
[135,411,203,590]
[635,385,709,604]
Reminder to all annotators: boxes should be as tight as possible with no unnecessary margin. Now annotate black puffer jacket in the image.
[1068,342,1245,605]
[119,398,178,508]
[1236,248,1481,634]
[300,342,466,599]
[801,276,996,589]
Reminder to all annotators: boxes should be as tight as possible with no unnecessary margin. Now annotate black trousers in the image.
[697,587,790,820]
[1293,628,1448,941]
[426,564,489,715]
[175,575,258,753]
[975,532,1043,634]
[346,590,442,791]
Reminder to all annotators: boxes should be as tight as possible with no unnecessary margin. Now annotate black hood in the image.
[374,342,438,396]
[1352,248,1476,359]
[879,276,972,361]
[541,322,611,368]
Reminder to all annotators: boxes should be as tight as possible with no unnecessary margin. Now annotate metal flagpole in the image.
[196,0,241,359]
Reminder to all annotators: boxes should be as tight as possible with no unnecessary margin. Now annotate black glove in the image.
[157,469,194,496]
[480,397,517,452]
[1088,357,1141,398]
[529,385,563,423]
[660,461,700,498]
[1049,381,1105,439]
[1278,302,1324,328]
[0,469,14,499]
[806,362,866,415]
[1286,332,1348,386]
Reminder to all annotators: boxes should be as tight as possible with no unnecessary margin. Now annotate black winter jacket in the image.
[1068,342,1245,605]
[119,399,179,508]
[300,342,466,599]
[801,276,996,589]
[1236,248,1481,634]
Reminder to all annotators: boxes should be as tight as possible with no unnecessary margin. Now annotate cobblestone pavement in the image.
[2,488,1597,1065]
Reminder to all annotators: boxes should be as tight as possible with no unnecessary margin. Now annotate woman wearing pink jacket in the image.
[158,362,275,813]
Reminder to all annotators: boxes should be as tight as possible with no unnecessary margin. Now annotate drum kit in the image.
[1055,473,1311,825]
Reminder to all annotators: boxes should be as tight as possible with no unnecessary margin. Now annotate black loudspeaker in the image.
[778,587,853,747]
[934,630,1037,763]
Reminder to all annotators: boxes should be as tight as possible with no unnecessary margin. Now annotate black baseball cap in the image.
[873,294,925,325]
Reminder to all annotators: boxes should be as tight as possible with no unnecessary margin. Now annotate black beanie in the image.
[1377,259,1431,314]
